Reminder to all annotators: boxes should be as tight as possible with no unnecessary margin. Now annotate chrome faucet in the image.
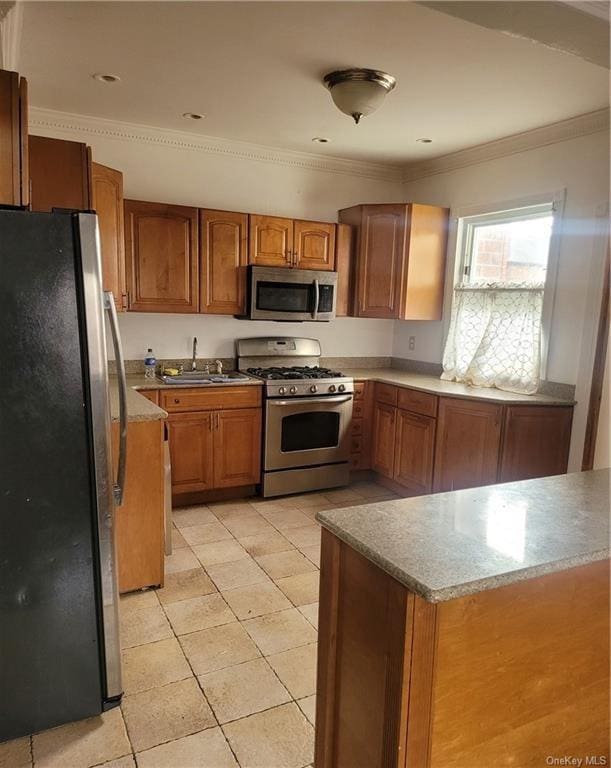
[191,337,198,371]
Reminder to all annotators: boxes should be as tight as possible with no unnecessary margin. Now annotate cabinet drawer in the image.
[350,435,364,454]
[138,389,160,405]
[161,386,262,412]
[352,399,367,418]
[397,387,438,418]
[374,382,398,407]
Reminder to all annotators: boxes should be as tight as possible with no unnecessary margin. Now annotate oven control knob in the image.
[338,384,346,392]
[289,386,297,394]
[328,384,337,393]
[278,386,287,395]
[310,385,318,393]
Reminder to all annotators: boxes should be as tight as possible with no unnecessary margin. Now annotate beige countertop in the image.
[317,469,610,603]
[110,384,168,423]
[344,368,575,405]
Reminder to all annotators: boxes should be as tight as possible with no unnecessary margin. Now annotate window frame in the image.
[444,190,566,381]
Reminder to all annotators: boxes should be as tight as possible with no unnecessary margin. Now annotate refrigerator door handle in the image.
[103,291,128,506]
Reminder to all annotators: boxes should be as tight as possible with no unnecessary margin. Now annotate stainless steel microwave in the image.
[247,266,338,322]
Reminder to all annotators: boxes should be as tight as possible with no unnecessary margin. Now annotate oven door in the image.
[265,394,352,471]
[249,266,337,322]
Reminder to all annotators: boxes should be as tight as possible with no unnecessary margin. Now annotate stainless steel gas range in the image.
[236,337,353,497]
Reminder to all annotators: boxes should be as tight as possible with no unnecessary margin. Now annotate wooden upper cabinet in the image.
[335,223,355,317]
[394,410,436,495]
[200,209,248,315]
[294,219,336,271]
[91,163,126,312]
[0,69,28,207]
[433,397,502,492]
[338,203,448,320]
[249,214,294,267]
[29,135,91,212]
[357,205,405,318]
[371,401,397,479]
[499,406,573,483]
[214,408,262,487]
[124,199,199,313]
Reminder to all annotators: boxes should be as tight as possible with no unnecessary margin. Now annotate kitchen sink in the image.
[159,371,252,385]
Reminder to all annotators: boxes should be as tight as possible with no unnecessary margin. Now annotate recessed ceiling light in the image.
[416,137,433,143]
[182,112,204,120]
[312,137,331,144]
[92,73,121,84]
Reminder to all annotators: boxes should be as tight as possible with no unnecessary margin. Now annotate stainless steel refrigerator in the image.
[0,208,128,741]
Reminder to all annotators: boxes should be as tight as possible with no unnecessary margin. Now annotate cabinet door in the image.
[167,412,214,493]
[394,410,436,494]
[29,135,91,212]
[214,408,261,487]
[125,200,199,313]
[356,205,406,318]
[433,398,502,492]
[294,220,336,271]
[249,214,294,267]
[200,209,248,314]
[0,70,28,207]
[499,406,573,483]
[371,402,397,479]
[92,163,126,312]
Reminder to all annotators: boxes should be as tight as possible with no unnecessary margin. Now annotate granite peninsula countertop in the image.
[317,470,610,603]
[109,384,168,423]
[342,368,575,405]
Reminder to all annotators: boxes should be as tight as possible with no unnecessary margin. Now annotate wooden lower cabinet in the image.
[433,397,502,492]
[214,408,261,487]
[317,531,610,768]
[166,387,262,499]
[372,401,396,478]
[499,405,573,482]
[394,410,436,494]
[167,412,215,494]
[112,419,165,593]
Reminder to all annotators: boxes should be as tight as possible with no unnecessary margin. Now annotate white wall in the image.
[30,112,400,362]
[394,130,610,470]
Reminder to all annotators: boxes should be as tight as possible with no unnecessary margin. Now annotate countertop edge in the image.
[344,369,575,406]
[316,514,609,603]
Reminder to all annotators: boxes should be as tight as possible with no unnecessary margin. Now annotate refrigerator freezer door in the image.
[0,210,121,741]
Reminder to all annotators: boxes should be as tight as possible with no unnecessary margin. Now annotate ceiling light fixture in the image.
[323,68,396,124]
[182,112,204,120]
[312,137,331,144]
[416,137,433,143]
[92,73,121,84]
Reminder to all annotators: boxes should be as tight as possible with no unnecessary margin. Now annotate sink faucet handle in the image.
[214,359,223,374]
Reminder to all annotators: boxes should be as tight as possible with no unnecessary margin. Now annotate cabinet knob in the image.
[174,398,180,404]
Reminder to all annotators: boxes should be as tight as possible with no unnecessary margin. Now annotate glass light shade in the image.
[328,79,389,122]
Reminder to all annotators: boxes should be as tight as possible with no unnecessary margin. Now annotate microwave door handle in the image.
[312,279,319,320]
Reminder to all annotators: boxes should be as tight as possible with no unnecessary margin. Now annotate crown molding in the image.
[401,108,610,183]
[29,107,404,183]
[0,1,22,71]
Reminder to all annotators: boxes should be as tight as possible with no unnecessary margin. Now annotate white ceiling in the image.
[19,1,610,165]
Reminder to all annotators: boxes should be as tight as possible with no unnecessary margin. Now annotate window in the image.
[442,200,559,395]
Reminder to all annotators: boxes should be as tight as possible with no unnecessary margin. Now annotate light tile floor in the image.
[2,480,398,768]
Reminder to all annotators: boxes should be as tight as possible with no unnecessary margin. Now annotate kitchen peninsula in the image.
[315,470,610,767]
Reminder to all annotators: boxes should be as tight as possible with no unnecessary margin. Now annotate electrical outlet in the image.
[408,336,416,351]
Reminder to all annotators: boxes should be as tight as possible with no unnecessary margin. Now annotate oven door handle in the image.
[268,395,353,406]
[312,279,319,321]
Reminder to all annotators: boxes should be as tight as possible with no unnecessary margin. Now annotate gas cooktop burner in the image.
[247,366,346,381]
